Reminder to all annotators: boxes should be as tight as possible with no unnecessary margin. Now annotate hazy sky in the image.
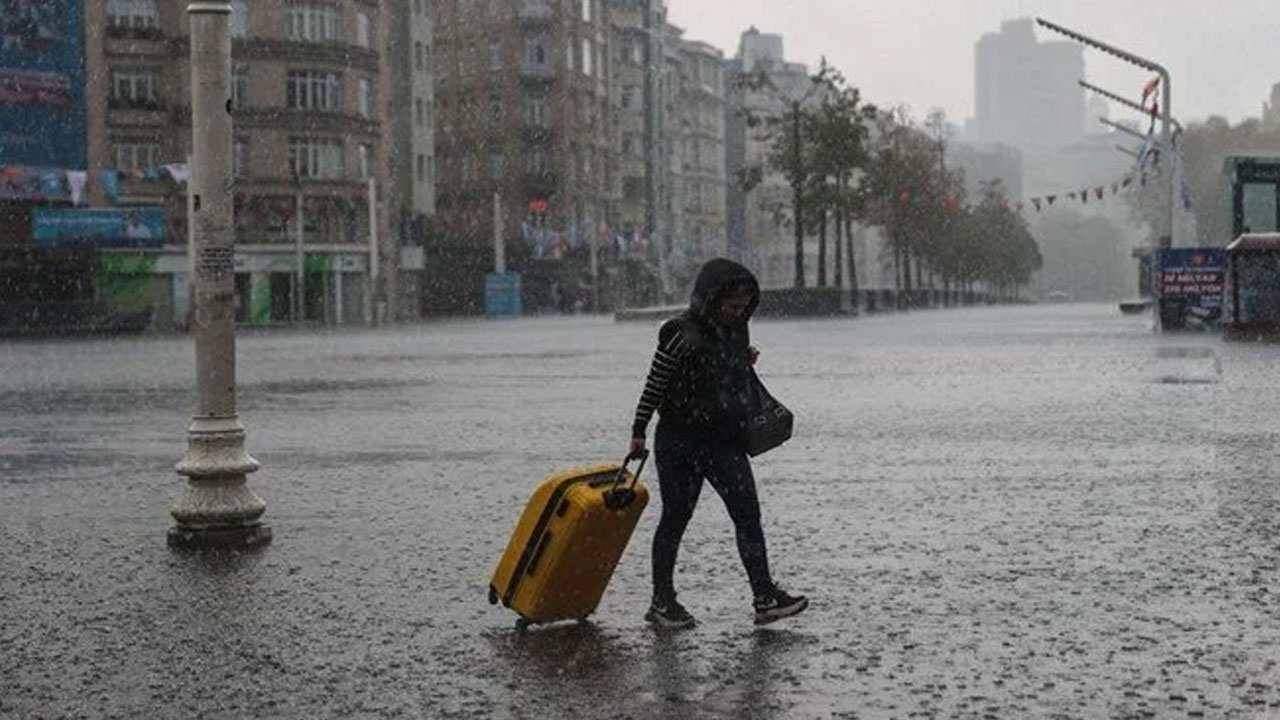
[670,0,1278,128]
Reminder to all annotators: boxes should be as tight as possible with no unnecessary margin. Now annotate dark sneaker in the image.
[645,597,696,629]
[753,588,808,625]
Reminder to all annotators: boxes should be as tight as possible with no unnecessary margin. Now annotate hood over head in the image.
[688,258,760,326]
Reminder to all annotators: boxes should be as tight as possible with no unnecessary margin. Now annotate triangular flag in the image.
[1047,195,1057,206]
[1032,198,1042,212]
[67,170,87,205]
[1122,177,1133,188]
[1081,189,1088,204]
[1095,187,1104,199]
[1068,192,1077,200]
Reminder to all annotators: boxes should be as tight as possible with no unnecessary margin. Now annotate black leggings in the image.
[651,419,775,601]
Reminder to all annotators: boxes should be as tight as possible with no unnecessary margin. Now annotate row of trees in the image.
[746,61,1043,299]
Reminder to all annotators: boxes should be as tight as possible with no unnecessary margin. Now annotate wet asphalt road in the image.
[1,303,1279,719]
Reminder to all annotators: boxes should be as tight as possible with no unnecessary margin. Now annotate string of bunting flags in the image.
[0,163,189,205]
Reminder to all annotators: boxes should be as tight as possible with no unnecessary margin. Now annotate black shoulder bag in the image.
[744,368,793,457]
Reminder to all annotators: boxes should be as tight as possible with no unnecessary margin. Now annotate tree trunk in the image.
[818,208,828,288]
[893,239,902,292]
[834,192,844,290]
[846,215,858,297]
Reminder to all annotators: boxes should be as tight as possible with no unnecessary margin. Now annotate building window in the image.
[233,137,249,178]
[110,67,158,109]
[415,97,424,126]
[415,41,424,70]
[525,148,549,175]
[619,85,636,109]
[524,93,547,126]
[489,40,503,70]
[581,0,591,22]
[286,71,341,111]
[416,154,426,182]
[356,10,371,48]
[232,66,248,109]
[461,152,476,183]
[488,93,503,124]
[287,3,339,43]
[107,0,158,30]
[230,0,248,38]
[288,137,344,179]
[488,150,505,179]
[358,76,373,118]
[114,141,159,170]
[581,39,592,76]
[359,143,371,179]
[525,38,547,69]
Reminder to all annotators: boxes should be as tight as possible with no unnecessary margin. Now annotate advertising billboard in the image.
[0,0,86,168]
[33,207,166,248]
[1155,248,1227,330]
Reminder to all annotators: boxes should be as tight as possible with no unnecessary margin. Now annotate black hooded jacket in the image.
[632,258,761,441]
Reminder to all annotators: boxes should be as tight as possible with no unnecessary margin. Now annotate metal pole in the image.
[368,177,379,324]
[170,0,269,550]
[493,191,504,275]
[295,189,304,322]
[792,99,805,288]
[1099,116,1148,141]
[1038,18,1174,248]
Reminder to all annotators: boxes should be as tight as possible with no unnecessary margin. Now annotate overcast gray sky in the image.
[670,0,1276,128]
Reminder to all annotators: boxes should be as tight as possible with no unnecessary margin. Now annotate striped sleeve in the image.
[632,327,690,438]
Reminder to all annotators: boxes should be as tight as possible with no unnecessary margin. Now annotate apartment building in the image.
[75,0,431,328]
[429,0,613,314]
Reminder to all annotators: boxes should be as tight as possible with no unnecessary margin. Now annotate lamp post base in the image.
[168,523,272,551]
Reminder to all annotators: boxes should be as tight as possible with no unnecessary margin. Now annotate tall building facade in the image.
[667,35,726,293]
[724,27,819,289]
[383,0,437,318]
[430,0,613,314]
[16,0,431,332]
[974,18,1084,150]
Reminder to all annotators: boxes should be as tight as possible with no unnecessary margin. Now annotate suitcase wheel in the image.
[515,618,531,633]
[488,584,499,606]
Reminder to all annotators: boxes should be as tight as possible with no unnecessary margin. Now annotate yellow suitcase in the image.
[489,451,649,630]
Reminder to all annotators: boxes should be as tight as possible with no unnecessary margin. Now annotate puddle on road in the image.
[1151,346,1222,385]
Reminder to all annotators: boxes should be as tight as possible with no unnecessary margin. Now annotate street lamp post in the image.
[1037,18,1174,250]
[170,1,270,550]
[790,99,805,288]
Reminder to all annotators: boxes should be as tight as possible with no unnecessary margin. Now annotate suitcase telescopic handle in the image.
[604,449,648,511]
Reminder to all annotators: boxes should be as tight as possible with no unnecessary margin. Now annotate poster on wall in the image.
[0,0,86,168]
[33,207,165,248]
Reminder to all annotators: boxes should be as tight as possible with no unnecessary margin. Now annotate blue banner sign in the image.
[34,207,166,248]
[1155,248,1227,328]
[485,273,522,318]
[0,0,87,168]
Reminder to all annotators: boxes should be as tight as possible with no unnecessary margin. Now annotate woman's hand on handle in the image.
[629,437,646,456]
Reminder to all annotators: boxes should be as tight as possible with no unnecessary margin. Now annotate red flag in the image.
[1095,187,1104,199]
[1141,76,1160,108]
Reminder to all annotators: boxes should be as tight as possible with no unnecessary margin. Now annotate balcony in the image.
[105,24,163,41]
[519,124,553,145]
[519,64,555,85]
[523,171,557,198]
[106,97,169,128]
[517,5,553,26]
